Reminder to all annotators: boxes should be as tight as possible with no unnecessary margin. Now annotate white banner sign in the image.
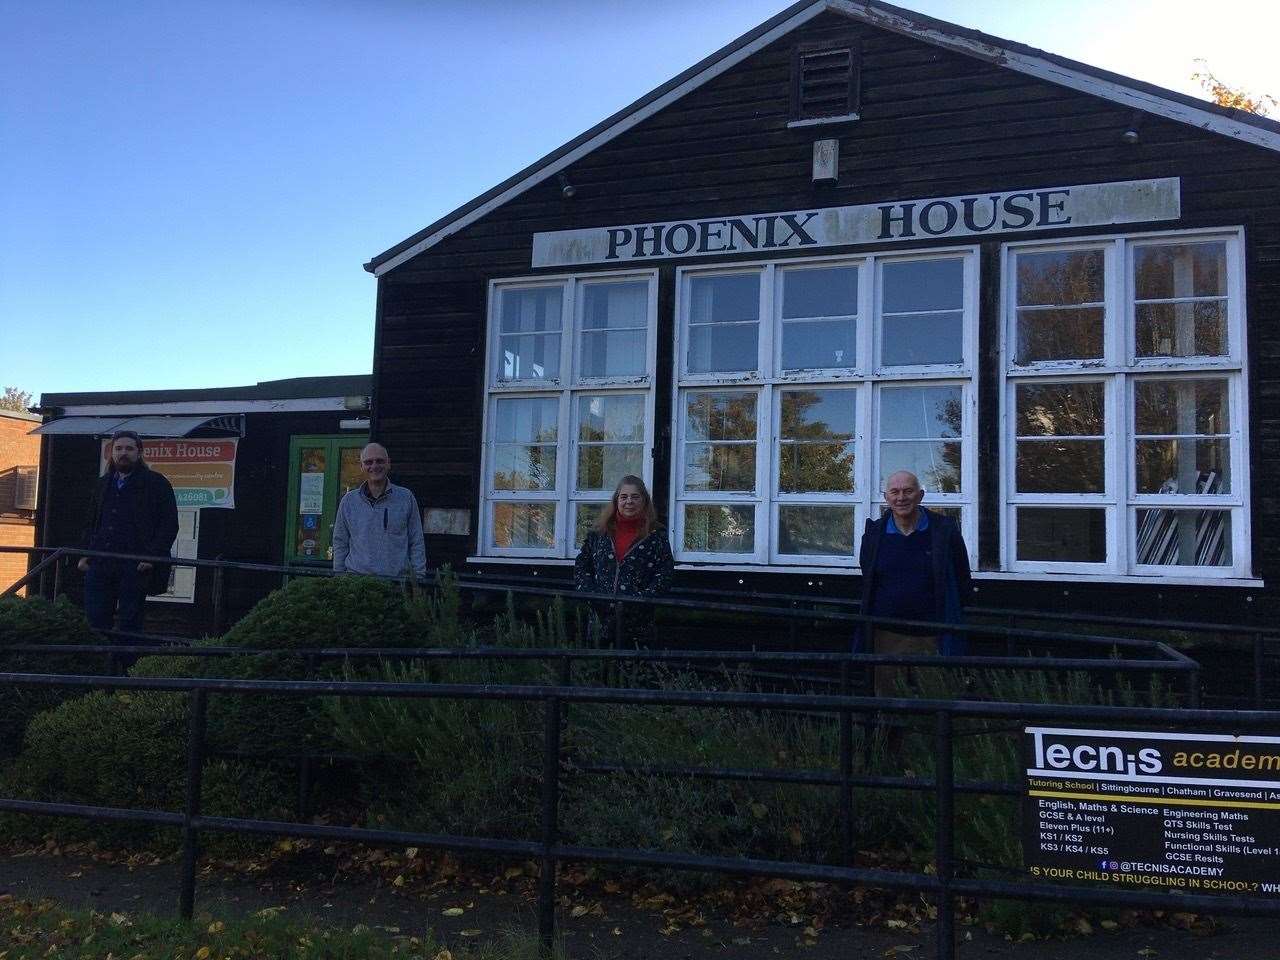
[532,177,1180,267]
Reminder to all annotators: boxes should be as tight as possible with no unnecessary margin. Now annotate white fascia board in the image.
[826,0,1280,154]
[370,2,829,277]
[57,398,350,416]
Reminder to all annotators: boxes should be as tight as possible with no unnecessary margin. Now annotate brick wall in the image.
[0,411,40,595]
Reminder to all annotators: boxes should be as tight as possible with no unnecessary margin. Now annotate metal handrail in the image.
[0,666,1278,960]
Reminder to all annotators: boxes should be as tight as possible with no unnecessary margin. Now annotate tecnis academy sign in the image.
[1023,727,1280,895]
[531,177,1180,267]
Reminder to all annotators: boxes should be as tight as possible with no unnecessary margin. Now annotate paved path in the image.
[0,851,1276,959]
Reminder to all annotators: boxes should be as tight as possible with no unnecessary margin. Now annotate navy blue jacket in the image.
[82,463,180,595]
[857,508,972,654]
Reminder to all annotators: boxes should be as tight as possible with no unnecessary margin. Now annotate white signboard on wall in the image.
[532,177,1181,267]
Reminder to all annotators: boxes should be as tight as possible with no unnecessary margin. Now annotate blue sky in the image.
[1,0,1274,399]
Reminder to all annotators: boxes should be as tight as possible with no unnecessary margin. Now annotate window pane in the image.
[778,505,856,557]
[684,444,756,492]
[780,389,857,494]
[780,442,856,493]
[1015,383,1103,437]
[1016,307,1104,363]
[500,287,562,333]
[781,318,855,370]
[782,266,858,318]
[689,274,759,324]
[687,323,758,373]
[1016,250,1103,306]
[492,445,557,491]
[1135,242,1227,300]
[880,385,961,440]
[578,394,644,441]
[577,445,644,491]
[574,503,607,550]
[686,393,756,442]
[879,504,962,527]
[493,397,558,491]
[1135,509,1232,566]
[687,275,759,373]
[1134,379,1228,436]
[499,333,561,381]
[880,312,963,366]
[1016,440,1104,493]
[781,389,856,439]
[1136,440,1230,494]
[1016,508,1106,562]
[580,329,646,377]
[882,259,963,313]
[495,397,558,443]
[1134,301,1227,358]
[683,504,755,553]
[492,503,556,549]
[879,440,961,493]
[576,395,644,492]
[582,282,648,329]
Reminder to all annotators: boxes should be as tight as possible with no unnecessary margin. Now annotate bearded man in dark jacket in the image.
[78,430,179,634]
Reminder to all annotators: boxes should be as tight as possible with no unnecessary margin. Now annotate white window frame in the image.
[1000,227,1250,580]
[479,270,659,559]
[672,246,979,569]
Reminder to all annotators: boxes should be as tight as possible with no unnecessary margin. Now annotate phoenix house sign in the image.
[531,177,1181,267]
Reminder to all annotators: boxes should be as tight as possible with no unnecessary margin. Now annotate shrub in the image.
[321,594,564,840]
[1,575,445,848]
[0,596,103,760]
[0,689,281,848]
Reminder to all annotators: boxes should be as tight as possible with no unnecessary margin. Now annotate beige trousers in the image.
[872,629,938,698]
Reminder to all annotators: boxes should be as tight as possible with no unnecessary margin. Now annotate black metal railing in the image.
[0,666,1279,960]
[7,543,1270,705]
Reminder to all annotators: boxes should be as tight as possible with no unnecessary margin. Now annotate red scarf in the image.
[612,515,643,563]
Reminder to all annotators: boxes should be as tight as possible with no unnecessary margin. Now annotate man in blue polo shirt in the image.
[858,470,971,696]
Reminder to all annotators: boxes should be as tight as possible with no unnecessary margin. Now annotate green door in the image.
[284,435,368,565]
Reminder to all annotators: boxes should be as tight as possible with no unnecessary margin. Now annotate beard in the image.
[113,457,137,473]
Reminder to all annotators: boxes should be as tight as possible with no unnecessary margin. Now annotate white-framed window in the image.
[480,271,658,559]
[1002,228,1249,579]
[673,248,979,567]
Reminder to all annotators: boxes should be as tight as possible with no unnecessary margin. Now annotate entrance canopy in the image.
[32,414,244,437]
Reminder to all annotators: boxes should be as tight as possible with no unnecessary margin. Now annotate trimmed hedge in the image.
[1,575,436,847]
[0,596,103,760]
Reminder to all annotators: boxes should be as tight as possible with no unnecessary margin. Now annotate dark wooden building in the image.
[35,375,370,633]
[363,0,1280,622]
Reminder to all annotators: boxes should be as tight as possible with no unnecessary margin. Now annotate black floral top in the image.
[573,528,675,597]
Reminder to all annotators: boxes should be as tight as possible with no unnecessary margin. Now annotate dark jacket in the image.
[574,526,674,598]
[857,508,972,655]
[82,463,180,595]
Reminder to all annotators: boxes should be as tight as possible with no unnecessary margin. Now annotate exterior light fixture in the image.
[557,172,576,199]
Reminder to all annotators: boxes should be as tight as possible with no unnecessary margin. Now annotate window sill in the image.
[787,113,859,129]
[467,555,574,566]
[973,570,1261,588]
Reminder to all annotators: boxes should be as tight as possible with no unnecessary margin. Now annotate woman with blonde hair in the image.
[574,476,674,639]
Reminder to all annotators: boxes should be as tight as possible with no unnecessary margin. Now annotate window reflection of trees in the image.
[879,387,962,494]
[1015,250,1104,363]
[1015,382,1104,494]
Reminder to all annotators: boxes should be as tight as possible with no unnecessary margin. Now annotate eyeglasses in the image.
[362,458,388,466]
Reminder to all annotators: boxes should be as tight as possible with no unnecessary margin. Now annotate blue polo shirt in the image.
[867,509,935,630]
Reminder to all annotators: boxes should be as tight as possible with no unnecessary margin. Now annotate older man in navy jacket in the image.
[858,470,971,697]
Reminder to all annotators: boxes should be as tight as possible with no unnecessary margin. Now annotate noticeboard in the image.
[1023,727,1280,896]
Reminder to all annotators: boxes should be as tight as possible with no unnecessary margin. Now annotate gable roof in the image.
[366,0,1280,277]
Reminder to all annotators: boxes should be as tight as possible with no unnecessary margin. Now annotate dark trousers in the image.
[83,560,148,634]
